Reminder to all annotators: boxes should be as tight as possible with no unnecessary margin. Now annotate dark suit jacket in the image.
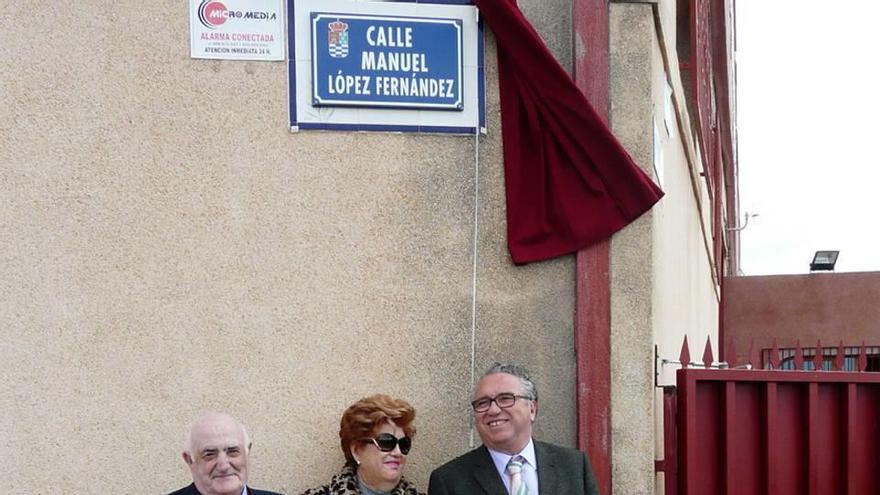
[166,482,284,495]
[428,441,599,495]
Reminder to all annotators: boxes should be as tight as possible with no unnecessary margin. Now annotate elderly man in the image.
[428,363,600,495]
[167,412,284,495]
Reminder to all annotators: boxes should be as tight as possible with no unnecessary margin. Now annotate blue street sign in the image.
[310,13,463,110]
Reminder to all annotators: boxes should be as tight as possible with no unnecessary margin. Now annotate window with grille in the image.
[762,346,880,371]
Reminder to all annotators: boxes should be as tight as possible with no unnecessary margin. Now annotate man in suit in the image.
[428,363,600,495]
[167,412,284,495]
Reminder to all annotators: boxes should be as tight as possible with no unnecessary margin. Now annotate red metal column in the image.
[807,382,820,495]
[575,246,611,493]
[572,1,612,494]
[660,386,678,495]
[844,383,858,494]
[764,382,779,493]
[679,371,699,495]
[722,382,736,495]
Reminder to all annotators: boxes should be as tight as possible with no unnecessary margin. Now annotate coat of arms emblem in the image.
[328,20,349,58]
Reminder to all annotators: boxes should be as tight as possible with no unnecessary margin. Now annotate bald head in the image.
[182,412,252,495]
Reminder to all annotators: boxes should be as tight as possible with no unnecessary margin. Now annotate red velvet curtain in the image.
[475,0,664,264]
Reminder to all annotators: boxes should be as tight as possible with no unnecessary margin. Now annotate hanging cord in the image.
[468,130,480,449]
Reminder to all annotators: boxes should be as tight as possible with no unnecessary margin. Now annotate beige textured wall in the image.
[618,1,721,493]
[608,2,721,493]
[1,1,577,493]
[608,4,658,494]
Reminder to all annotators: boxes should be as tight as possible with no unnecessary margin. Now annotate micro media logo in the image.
[198,0,228,29]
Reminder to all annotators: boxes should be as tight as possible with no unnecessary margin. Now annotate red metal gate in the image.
[660,340,880,495]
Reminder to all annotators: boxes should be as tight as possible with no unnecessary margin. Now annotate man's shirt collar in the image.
[487,437,537,470]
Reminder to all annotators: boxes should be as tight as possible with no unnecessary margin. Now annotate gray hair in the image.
[183,412,251,456]
[481,363,538,401]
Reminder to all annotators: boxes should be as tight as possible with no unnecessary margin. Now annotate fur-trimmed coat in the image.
[298,465,424,495]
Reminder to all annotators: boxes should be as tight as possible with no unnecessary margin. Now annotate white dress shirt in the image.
[487,438,539,495]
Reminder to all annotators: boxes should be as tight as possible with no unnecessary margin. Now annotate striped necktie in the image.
[506,455,529,495]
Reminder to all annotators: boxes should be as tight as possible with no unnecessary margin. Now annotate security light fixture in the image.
[810,250,839,271]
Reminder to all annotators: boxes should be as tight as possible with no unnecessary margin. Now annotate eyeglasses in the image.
[471,393,533,412]
[362,433,412,455]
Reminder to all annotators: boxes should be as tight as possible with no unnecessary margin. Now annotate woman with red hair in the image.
[299,394,424,495]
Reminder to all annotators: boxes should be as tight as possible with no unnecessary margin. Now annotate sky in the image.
[735,2,880,275]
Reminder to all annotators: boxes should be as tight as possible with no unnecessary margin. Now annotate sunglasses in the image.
[363,433,412,455]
